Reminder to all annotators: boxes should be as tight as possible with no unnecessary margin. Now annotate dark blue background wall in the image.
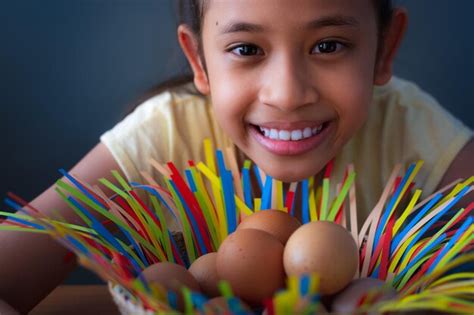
[1,0,473,284]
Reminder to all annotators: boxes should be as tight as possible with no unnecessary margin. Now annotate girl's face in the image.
[199,0,382,182]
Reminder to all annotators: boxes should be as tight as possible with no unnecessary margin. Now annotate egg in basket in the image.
[1,140,472,314]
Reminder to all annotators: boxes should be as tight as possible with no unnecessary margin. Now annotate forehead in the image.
[204,0,375,33]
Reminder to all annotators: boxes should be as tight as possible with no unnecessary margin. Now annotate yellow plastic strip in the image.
[393,189,422,235]
[254,198,261,212]
[435,176,473,208]
[388,161,423,218]
[166,180,196,263]
[428,272,474,289]
[196,161,227,240]
[275,179,283,210]
[327,171,355,221]
[309,182,317,222]
[388,233,417,274]
[436,226,474,269]
[197,162,252,217]
[398,240,426,273]
[190,167,219,231]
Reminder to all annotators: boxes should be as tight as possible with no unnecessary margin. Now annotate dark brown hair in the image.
[180,0,393,46]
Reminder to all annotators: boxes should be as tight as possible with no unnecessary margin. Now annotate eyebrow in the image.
[219,15,360,35]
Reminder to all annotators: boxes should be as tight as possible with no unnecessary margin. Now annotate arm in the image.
[435,138,474,208]
[0,142,123,313]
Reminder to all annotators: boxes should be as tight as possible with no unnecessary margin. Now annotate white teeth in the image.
[269,129,278,140]
[259,126,270,137]
[279,130,291,140]
[258,124,325,141]
[290,129,302,140]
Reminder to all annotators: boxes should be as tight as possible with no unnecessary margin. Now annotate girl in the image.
[1,0,472,313]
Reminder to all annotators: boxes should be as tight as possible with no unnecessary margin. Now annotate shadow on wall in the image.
[0,0,472,284]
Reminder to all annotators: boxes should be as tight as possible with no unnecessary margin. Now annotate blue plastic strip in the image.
[372,265,380,278]
[397,197,459,264]
[59,169,104,208]
[224,170,237,234]
[130,184,179,223]
[216,150,227,177]
[392,185,470,255]
[216,151,237,234]
[185,169,197,193]
[302,179,309,224]
[394,233,447,283]
[4,198,22,212]
[67,196,142,272]
[66,235,91,256]
[2,213,45,230]
[170,181,207,255]
[242,167,253,209]
[167,291,178,310]
[374,163,416,246]
[253,165,264,191]
[390,193,443,255]
[191,292,208,311]
[299,274,310,296]
[119,227,149,268]
[3,198,46,230]
[427,216,473,274]
[261,175,273,210]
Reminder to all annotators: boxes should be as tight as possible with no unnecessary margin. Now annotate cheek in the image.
[324,54,376,135]
[207,69,250,141]
[207,61,257,132]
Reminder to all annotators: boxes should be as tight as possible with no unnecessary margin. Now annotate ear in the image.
[177,24,210,95]
[374,8,408,85]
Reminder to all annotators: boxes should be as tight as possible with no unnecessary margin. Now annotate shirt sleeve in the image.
[99,85,232,231]
[334,77,472,223]
[377,78,472,196]
[100,91,175,186]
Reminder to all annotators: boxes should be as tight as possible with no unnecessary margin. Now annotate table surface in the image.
[31,285,118,315]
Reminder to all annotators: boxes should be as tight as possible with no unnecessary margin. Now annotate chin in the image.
[257,161,322,183]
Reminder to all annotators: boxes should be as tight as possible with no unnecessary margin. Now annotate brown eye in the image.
[231,44,262,56]
[312,41,344,54]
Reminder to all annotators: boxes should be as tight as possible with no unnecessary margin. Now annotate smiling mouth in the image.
[251,122,329,141]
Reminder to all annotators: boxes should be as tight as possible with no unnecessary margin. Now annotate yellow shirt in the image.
[101,77,472,227]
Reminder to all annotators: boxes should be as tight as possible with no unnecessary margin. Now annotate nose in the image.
[259,52,319,111]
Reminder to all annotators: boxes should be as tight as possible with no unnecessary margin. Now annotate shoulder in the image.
[372,77,458,124]
[370,76,472,150]
[99,81,232,183]
[132,82,209,124]
[338,77,472,212]
[102,82,210,138]
[378,77,471,186]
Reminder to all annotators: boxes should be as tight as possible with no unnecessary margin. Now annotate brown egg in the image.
[237,209,302,244]
[201,296,251,314]
[189,252,221,298]
[216,228,285,305]
[283,221,358,295]
[331,278,397,313]
[140,262,200,311]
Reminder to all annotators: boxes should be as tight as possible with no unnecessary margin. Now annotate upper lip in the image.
[250,120,329,130]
